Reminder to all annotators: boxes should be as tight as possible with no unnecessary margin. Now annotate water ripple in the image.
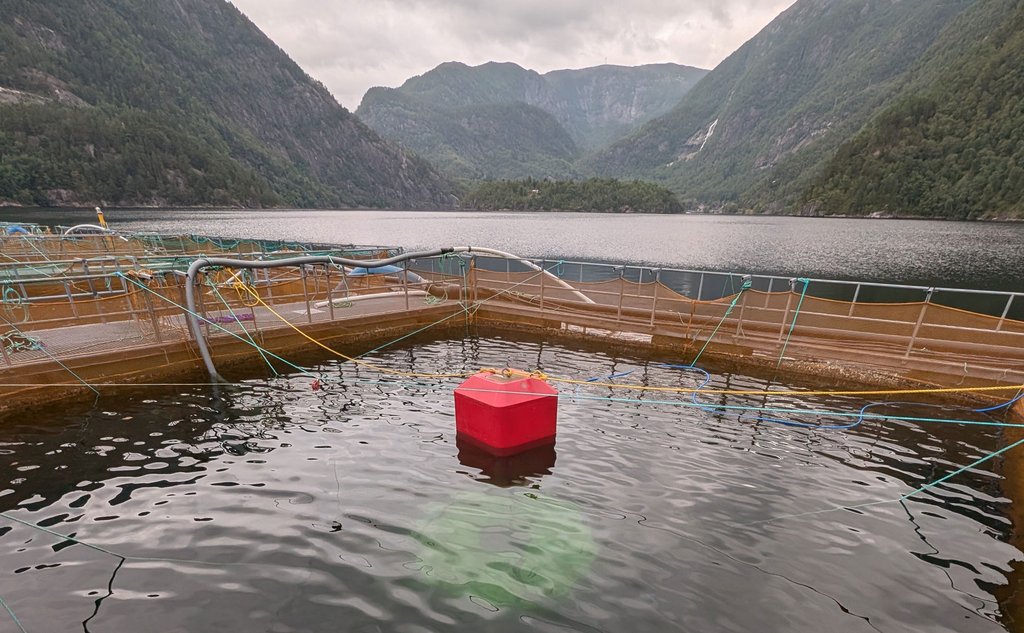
[0,335,1020,631]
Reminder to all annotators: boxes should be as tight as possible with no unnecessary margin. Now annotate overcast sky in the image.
[229,0,795,109]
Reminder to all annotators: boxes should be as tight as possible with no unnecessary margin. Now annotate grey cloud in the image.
[230,0,794,108]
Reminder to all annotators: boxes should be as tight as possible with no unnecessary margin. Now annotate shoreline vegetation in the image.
[2,199,1022,223]
[460,178,684,214]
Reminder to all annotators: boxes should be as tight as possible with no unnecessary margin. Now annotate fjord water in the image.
[5,208,1024,290]
[1,335,1021,632]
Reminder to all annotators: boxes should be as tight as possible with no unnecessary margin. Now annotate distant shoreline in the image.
[2,204,1021,224]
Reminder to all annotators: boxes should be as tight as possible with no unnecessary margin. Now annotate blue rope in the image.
[563,362,1024,430]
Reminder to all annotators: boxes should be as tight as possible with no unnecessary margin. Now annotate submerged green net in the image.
[414,491,597,608]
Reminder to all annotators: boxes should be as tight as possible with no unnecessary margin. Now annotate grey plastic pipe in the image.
[184,246,593,381]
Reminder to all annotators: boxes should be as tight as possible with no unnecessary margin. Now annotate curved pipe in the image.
[62,224,129,241]
[184,246,594,380]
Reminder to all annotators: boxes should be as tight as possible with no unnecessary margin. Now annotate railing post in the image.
[696,272,705,301]
[471,256,478,307]
[904,287,934,358]
[539,259,546,311]
[264,261,275,303]
[139,277,164,343]
[996,295,1015,332]
[300,265,312,324]
[0,332,12,366]
[325,264,335,321]
[196,274,211,341]
[63,282,80,319]
[848,283,862,317]
[777,279,796,341]
[403,260,411,311]
[735,276,750,336]
[120,273,142,326]
[649,268,660,327]
[616,266,625,322]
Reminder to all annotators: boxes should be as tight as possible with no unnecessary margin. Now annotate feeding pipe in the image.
[62,224,130,241]
[184,247,594,381]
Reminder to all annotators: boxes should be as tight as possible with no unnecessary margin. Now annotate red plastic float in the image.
[454,371,558,456]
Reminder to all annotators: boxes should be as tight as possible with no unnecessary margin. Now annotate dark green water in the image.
[1,335,1021,632]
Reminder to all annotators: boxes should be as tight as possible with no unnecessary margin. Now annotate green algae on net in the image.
[412,490,597,608]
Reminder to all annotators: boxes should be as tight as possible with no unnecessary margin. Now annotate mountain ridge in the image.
[356,61,707,181]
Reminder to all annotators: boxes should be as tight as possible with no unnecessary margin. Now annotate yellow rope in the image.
[225,270,1022,401]
[234,276,469,379]
[510,368,1024,398]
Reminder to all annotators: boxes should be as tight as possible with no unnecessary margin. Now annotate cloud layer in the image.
[230,0,795,109]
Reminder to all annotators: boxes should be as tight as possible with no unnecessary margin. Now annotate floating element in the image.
[454,371,558,456]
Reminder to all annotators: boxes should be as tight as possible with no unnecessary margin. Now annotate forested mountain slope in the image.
[0,0,455,208]
[806,0,1024,219]
[585,0,977,212]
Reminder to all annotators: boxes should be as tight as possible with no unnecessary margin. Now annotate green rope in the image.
[206,278,279,377]
[115,273,318,379]
[1,509,123,563]
[776,278,810,368]
[1,331,43,354]
[350,261,565,364]
[691,277,752,366]
[0,315,98,395]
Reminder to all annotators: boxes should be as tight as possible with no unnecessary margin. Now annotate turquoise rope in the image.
[691,278,752,366]
[0,316,98,395]
[206,279,279,377]
[0,594,27,633]
[348,377,1024,428]
[777,278,809,368]
[751,435,1024,526]
[115,273,317,379]
[0,511,121,558]
[350,260,567,363]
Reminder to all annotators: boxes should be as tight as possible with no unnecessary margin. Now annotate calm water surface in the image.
[4,209,1023,290]
[1,335,1021,632]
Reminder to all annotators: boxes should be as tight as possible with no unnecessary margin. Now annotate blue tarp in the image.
[348,265,404,276]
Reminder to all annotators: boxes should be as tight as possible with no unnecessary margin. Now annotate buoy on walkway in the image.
[454,371,558,456]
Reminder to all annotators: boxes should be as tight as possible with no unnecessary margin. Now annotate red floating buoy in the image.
[454,371,558,456]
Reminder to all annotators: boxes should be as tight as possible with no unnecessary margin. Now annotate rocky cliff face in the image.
[0,0,455,208]
[356,61,706,181]
[541,63,708,150]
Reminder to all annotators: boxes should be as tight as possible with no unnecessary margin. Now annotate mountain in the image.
[585,0,977,212]
[358,87,580,181]
[0,0,455,208]
[356,61,707,181]
[806,0,1024,219]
